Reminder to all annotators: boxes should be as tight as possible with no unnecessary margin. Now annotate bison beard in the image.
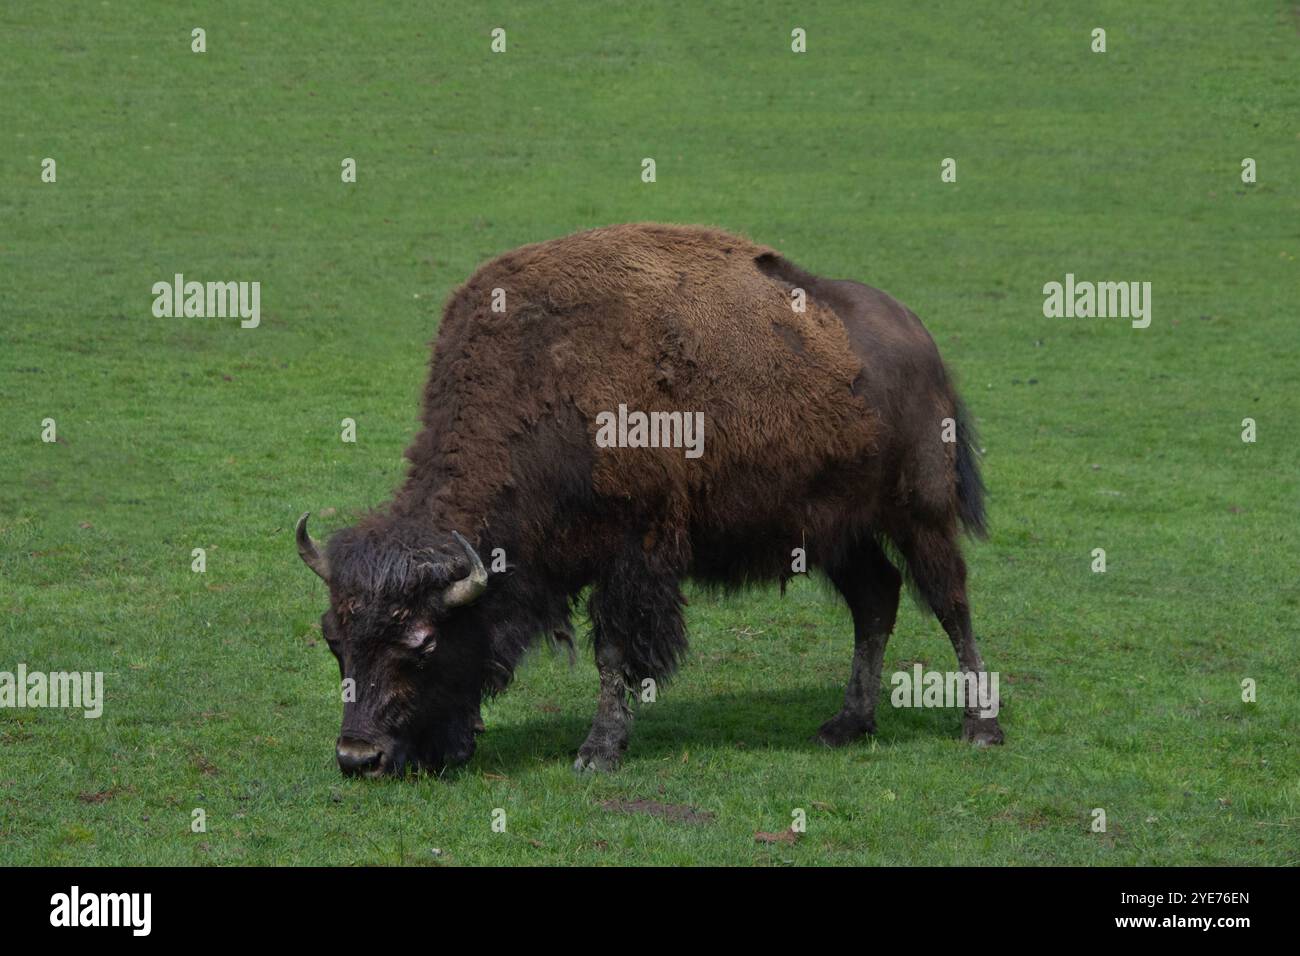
[296,223,1004,778]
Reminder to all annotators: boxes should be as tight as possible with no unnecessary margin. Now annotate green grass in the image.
[1,1,1298,865]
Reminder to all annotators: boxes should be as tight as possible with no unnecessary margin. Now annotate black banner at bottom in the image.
[0,865,1279,940]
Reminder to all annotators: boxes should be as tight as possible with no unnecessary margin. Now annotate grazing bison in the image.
[295,223,1003,777]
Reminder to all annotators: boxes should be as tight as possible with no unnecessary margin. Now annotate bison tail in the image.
[954,397,988,539]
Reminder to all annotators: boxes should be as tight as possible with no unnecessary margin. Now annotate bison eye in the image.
[402,621,436,651]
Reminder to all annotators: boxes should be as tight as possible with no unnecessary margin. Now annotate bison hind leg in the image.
[815,537,903,747]
[890,524,1004,746]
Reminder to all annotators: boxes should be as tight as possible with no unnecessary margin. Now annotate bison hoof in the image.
[962,716,1005,747]
[573,750,621,773]
[815,711,874,748]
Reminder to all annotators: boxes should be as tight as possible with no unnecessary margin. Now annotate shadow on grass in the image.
[471,684,967,774]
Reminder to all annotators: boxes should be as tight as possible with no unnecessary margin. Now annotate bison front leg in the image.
[573,639,633,772]
[574,549,688,772]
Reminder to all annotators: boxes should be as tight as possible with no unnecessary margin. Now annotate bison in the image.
[295,223,1003,777]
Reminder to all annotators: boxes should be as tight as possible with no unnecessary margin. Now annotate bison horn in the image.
[295,512,330,581]
[443,531,488,609]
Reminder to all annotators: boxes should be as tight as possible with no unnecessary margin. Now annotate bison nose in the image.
[336,737,383,776]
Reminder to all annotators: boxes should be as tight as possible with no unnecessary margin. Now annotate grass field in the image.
[2,2,1298,866]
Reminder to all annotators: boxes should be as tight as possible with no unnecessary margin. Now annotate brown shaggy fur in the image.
[402,225,963,573]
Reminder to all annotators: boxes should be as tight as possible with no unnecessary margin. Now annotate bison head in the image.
[295,512,490,778]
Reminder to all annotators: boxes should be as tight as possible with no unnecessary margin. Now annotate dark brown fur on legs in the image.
[816,537,903,746]
[893,525,1004,746]
[576,533,687,770]
[573,641,632,772]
